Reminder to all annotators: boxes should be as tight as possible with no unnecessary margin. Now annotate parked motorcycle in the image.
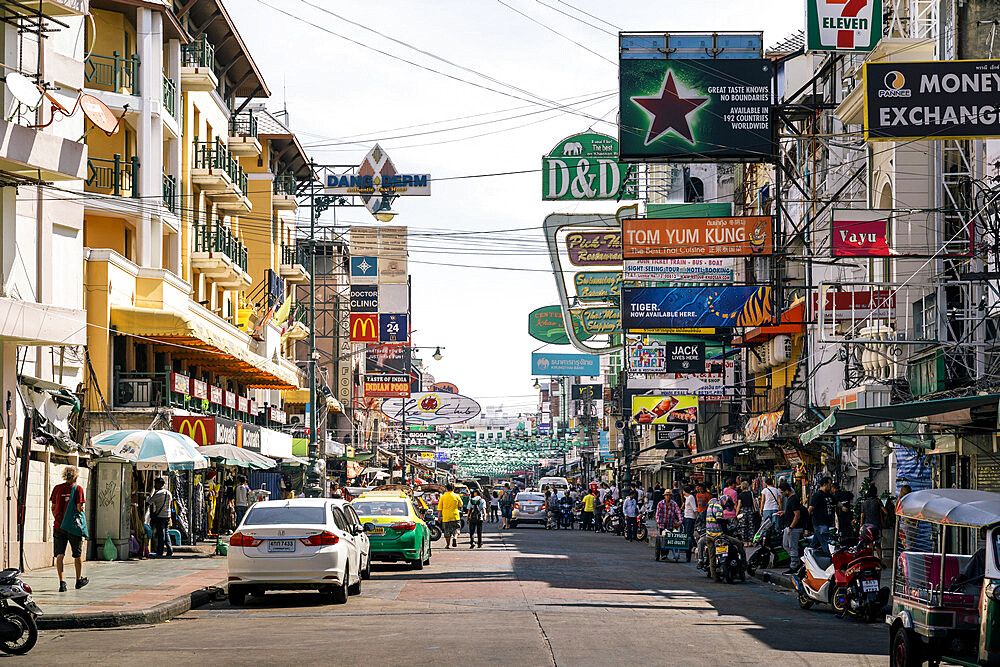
[0,568,41,655]
[746,515,810,575]
[708,526,747,584]
[602,502,623,535]
[792,527,888,622]
[635,510,649,542]
[559,504,576,530]
[423,511,443,542]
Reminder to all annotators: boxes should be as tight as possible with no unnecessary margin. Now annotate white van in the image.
[538,476,570,492]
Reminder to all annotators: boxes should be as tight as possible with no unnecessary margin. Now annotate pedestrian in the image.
[437,483,463,549]
[235,475,250,526]
[759,477,782,533]
[500,482,515,529]
[594,484,606,532]
[623,489,639,541]
[544,489,559,530]
[610,482,620,503]
[682,485,697,562]
[489,491,500,522]
[467,489,486,548]
[694,482,711,533]
[581,487,596,531]
[735,480,757,544]
[722,479,738,522]
[50,466,88,592]
[808,476,835,555]
[832,481,854,540]
[861,483,887,561]
[701,494,726,577]
[778,480,804,574]
[670,481,682,508]
[149,477,174,558]
[330,481,343,499]
[655,490,682,534]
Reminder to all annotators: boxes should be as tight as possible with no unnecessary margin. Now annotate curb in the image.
[751,568,797,591]
[37,582,226,630]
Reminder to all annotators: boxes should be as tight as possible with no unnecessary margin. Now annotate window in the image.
[351,500,408,517]
[244,506,326,525]
[330,507,349,532]
[343,505,361,528]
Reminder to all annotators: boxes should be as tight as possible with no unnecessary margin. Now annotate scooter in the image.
[423,511,443,542]
[559,504,576,530]
[0,568,41,655]
[791,529,888,622]
[708,525,747,584]
[602,501,623,535]
[746,516,810,575]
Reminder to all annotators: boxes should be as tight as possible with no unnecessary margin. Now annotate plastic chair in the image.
[167,529,182,547]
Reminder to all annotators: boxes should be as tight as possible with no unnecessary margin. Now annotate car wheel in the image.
[228,585,246,607]
[348,566,362,596]
[423,541,431,565]
[411,550,425,570]
[360,552,372,580]
[331,575,349,604]
[891,624,922,667]
[510,521,518,528]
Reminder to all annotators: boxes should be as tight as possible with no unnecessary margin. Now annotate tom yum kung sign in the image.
[623,217,772,258]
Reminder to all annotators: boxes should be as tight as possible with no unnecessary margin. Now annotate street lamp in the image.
[372,196,397,223]
[432,346,443,361]
[533,378,540,389]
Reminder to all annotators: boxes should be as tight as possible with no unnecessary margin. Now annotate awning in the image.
[669,441,761,464]
[800,394,1000,445]
[111,305,302,389]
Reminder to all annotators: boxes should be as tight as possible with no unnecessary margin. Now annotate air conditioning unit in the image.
[117,379,153,407]
[289,414,303,425]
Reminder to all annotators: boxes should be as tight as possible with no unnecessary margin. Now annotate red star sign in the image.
[630,71,709,146]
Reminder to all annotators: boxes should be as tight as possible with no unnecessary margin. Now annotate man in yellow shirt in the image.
[437,483,463,549]
[581,489,596,531]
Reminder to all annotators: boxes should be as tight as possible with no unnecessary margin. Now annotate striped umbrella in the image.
[90,430,209,471]
[197,444,276,470]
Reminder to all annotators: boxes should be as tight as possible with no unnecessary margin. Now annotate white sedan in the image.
[227,498,371,606]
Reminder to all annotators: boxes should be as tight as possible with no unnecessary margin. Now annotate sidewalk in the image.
[27,546,227,629]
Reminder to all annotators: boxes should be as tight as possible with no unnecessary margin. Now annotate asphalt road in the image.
[26,523,888,666]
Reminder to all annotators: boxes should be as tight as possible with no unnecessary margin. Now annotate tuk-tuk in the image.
[887,488,1000,666]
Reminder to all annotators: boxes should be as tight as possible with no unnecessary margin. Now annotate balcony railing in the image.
[274,172,297,196]
[162,73,176,118]
[192,138,248,196]
[281,244,310,266]
[163,172,178,214]
[181,35,215,69]
[86,154,139,198]
[193,222,248,273]
[85,52,139,95]
[229,112,257,138]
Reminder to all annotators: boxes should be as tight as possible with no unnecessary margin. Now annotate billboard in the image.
[806,0,882,52]
[581,307,621,335]
[624,258,734,282]
[665,341,705,373]
[629,359,736,397]
[624,286,772,330]
[574,271,621,302]
[349,285,378,312]
[630,395,698,424]
[170,416,260,452]
[380,392,482,426]
[543,131,636,200]
[379,313,408,343]
[350,256,378,284]
[527,306,592,345]
[623,216,772,258]
[350,313,379,342]
[566,231,622,266]
[571,384,601,400]
[531,352,600,376]
[366,343,410,374]
[628,340,666,372]
[363,373,411,398]
[864,60,1000,141]
[619,58,773,161]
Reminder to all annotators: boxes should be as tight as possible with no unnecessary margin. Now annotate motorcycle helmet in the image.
[859,524,877,544]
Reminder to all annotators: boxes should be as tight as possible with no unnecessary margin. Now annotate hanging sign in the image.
[619,58,774,161]
[864,60,1000,141]
[542,131,636,200]
[364,373,411,398]
[806,0,883,52]
[527,305,592,345]
[350,256,378,284]
[380,392,482,426]
[624,258,734,282]
[580,307,621,335]
[630,395,698,424]
[623,286,772,330]
[379,313,409,343]
[566,231,622,266]
[531,352,601,376]
[574,271,622,301]
[171,372,190,394]
[571,384,602,400]
[350,285,379,312]
[350,313,379,342]
[664,341,705,373]
[623,217,772,258]
[627,340,666,372]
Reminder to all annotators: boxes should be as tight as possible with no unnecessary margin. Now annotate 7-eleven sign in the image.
[806,0,882,52]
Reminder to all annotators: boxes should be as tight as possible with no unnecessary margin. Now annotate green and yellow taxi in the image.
[351,491,431,569]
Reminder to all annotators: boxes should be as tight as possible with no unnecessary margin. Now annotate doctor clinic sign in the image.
[542,132,636,201]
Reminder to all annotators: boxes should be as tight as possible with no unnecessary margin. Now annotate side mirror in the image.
[352,525,364,536]
[363,522,375,532]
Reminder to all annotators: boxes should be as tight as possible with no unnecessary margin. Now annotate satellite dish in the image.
[79,94,120,134]
[5,72,43,110]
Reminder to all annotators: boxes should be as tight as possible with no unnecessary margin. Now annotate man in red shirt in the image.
[50,466,88,592]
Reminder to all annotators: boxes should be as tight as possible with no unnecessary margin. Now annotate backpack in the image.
[468,500,482,522]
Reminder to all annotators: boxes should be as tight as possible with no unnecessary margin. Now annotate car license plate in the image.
[367,526,385,535]
[861,579,879,593]
[715,544,728,554]
[267,539,295,552]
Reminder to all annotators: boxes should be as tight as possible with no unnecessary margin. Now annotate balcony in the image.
[190,222,251,289]
[228,112,261,157]
[162,172,178,215]
[180,36,218,92]
[191,139,250,213]
[279,244,310,283]
[85,154,138,198]
[162,73,176,118]
[272,172,298,211]
[84,52,139,96]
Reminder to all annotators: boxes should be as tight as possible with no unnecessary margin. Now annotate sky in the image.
[227,0,803,415]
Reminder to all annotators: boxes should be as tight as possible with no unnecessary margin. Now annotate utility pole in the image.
[305,160,322,497]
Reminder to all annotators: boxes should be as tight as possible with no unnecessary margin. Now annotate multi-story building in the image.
[80,2,310,500]
[0,1,91,570]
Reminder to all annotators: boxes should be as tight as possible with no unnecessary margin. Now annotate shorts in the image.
[54,528,83,559]
[501,506,512,519]
[443,521,461,537]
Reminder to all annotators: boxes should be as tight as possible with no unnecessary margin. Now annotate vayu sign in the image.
[542,132,636,200]
[806,0,882,52]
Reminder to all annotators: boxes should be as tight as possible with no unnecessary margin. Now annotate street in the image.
[28,525,887,666]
